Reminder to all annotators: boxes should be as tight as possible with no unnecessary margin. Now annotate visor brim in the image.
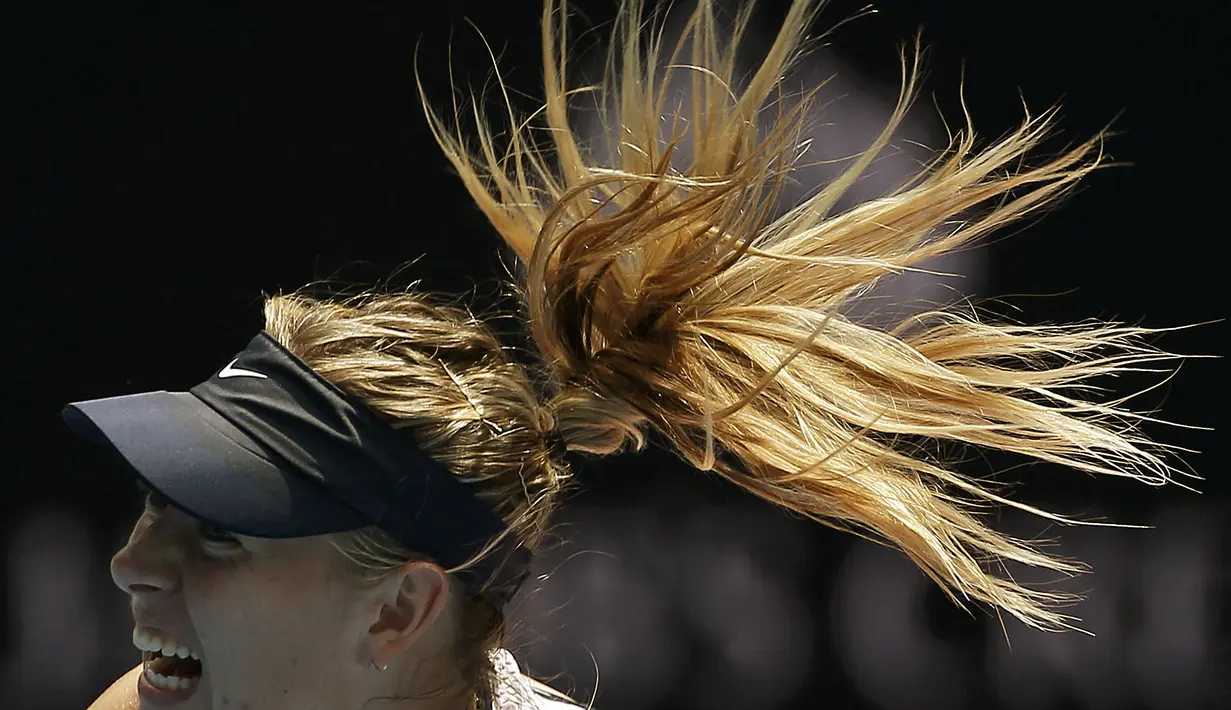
[62,391,369,538]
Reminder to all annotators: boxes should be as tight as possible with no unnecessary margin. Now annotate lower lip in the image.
[137,667,200,707]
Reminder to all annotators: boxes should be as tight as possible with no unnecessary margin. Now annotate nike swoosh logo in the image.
[218,358,268,379]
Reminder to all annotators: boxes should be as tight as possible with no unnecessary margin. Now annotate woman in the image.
[72,0,1188,708]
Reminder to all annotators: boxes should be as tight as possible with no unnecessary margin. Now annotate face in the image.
[109,490,411,710]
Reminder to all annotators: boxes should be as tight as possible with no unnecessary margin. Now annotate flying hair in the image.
[416,0,1195,631]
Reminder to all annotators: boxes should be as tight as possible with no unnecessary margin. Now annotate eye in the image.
[198,523,241,547]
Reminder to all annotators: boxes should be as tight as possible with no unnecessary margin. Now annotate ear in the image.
[365,560,453,667]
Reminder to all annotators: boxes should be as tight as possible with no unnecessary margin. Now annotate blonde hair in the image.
[262,293,565,706]
[416,0,1190,632]
[265,0,1191,703]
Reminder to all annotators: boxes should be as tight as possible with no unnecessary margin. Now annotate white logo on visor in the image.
[218,358,268,379]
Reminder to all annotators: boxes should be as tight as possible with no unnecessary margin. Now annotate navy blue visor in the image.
[62,331,530,607]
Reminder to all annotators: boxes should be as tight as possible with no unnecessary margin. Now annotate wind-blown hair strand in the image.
[417,0,1192,631]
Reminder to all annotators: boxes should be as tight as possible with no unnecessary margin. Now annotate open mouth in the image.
[134,628,204,696]
[143,648,203,690]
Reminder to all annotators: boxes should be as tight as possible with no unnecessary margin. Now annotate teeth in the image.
[166,644,190,659]
[132,627,199,661]
[144,666,200,692]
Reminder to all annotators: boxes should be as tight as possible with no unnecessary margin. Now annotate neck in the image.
[361,657,474,710]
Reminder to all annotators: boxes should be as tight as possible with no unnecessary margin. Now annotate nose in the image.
[110,512,181,595]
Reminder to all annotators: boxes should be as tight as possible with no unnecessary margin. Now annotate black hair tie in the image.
[544,429,569,461]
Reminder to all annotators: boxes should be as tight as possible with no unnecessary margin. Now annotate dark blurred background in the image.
[4,1,1226,709]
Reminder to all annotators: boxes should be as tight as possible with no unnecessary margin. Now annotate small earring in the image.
[370,659,388,672]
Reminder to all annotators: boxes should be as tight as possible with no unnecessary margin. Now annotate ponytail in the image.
[419,0,1189,630]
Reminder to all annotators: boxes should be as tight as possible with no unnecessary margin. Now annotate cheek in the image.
[182,551,355,678]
